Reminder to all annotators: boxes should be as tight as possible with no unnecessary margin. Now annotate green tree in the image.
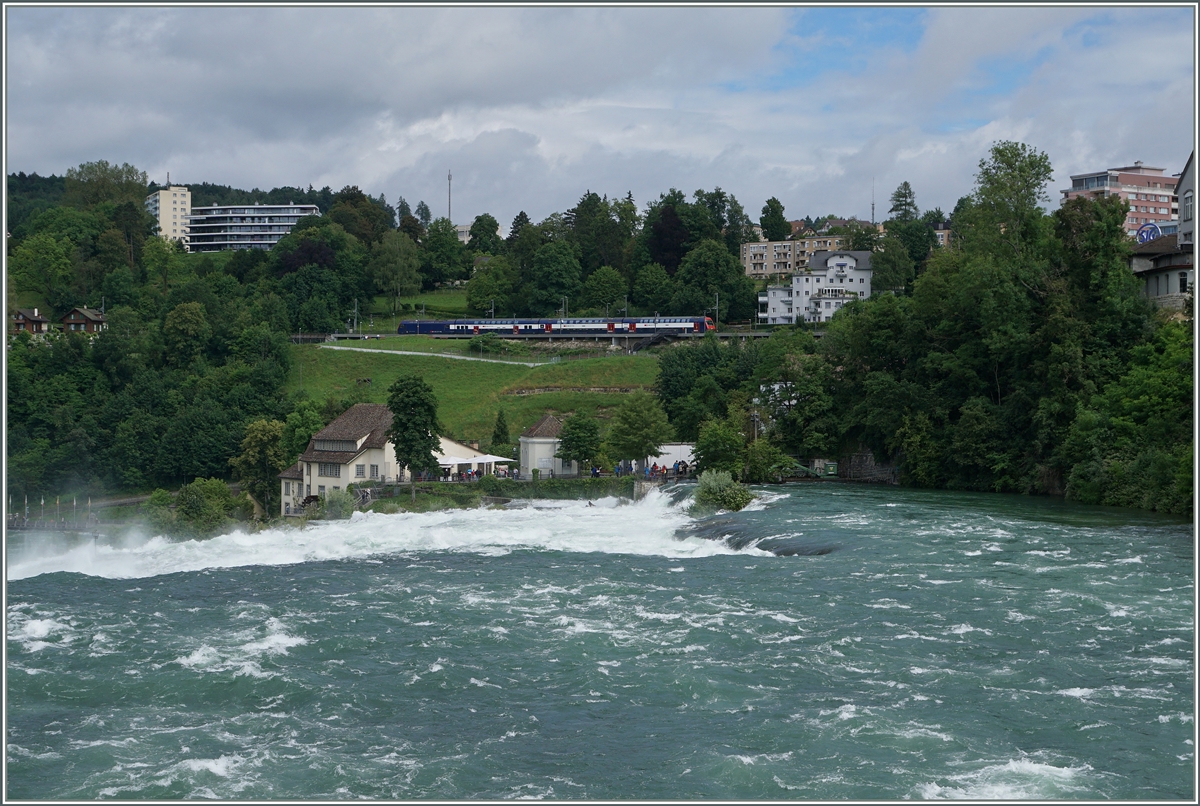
[283,401,324,462]
[228,418,288,517]
[556,412,603,469]
[386,374,441,501]
[633,263,674,313]
[760,197,790,241]
[162,302,212,365]
[422,217,467,287]
[63,160,147,208]
[370,230,422,312]
[468,213,503,254]
[414,200,432,230]
[9,232,74,309]
[491,409,510,447]
[740,438,795,483]
[527,240,583,316]
[871,235,916,293]
[583,265,626,311]
[606,391,673,467]
[327,185,394,245]
[142,235,176,294]
[693,417,745,476]
[888,181,919,222]
[466,255,517,316]
[173,477,241,537]
[670,239,756,322]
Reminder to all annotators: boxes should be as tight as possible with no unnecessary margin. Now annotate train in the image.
[398,316,715,337]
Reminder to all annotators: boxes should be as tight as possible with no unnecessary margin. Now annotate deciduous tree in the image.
[606,391,673,467]
[386,374,441,501]
[228,418,288,517]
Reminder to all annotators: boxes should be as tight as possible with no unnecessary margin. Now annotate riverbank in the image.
[363,476,639,515]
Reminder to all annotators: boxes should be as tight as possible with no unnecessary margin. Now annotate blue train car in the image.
[398,317,714,337]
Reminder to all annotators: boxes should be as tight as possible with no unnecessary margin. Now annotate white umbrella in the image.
[470,453,515,463]
[436,455,476,466]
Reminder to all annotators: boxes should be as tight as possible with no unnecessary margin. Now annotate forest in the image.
[5,142,1192,515]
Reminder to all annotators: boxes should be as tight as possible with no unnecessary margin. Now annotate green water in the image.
[6,484,1194,799]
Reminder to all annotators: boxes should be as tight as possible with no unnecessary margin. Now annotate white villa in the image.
[758,250,874,325]
[279,403,510,516]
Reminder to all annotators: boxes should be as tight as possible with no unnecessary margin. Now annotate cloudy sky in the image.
[6,5,1195,230]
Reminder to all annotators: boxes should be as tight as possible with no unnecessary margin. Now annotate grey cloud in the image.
[5,6,1193,229]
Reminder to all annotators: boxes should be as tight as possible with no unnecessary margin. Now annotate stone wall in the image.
[838,448,899,485]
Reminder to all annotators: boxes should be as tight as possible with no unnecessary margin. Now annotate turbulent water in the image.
[6,484,1195,800]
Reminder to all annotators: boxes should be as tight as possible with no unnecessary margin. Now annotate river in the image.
[6,484,1194,799]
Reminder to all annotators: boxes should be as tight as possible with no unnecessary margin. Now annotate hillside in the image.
[287,342,659,444]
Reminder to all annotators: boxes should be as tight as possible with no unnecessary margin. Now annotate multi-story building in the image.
[742,235,846,280]
[186,202,320,252]
[144,185,192,245]
[1060,161,1179,237]
[758,250,873,325]
[1177,151,1194,249]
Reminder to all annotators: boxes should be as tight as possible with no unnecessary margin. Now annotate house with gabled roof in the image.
[279,403,397,515]
[11,308,50,335]
[60,307,107,334]
[278,402,511,516]
[519,414,577,479]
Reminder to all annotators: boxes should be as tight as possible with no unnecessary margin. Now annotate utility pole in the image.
[448,170,452,222]
[871,177,875,225]
[714,290,719,330]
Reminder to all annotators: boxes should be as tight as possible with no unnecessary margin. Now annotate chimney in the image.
[469,440,480,450]
[33,308,38,317]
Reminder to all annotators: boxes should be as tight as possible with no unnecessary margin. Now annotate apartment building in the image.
[186,202,320,252]
[758,250,873,325]
[1060,161,1179,237]
[144,185,192,245]
[742,235,845,279]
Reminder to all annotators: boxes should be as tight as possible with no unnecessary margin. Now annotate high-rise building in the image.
[1060,161,1179,236]
[144,185,192,245]
[186,202,321,252]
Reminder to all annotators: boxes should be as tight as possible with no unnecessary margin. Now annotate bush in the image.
[322,488,358,520]
[693,469,754,512]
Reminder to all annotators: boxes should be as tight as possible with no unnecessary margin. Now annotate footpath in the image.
[318,344,550,367]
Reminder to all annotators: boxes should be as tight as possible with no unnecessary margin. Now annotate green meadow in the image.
[287,342,659,445]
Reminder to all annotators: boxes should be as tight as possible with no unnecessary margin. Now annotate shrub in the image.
[693,469,754,512]
[322,488,358,520]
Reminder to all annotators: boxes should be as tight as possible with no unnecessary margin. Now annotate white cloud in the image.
[5,5,1194,227]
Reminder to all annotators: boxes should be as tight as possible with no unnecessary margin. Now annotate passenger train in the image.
[399,316,715,337]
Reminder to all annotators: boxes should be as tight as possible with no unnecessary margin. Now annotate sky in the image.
[5,4,1196,231]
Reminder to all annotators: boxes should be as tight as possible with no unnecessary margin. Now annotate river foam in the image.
[7,490,758,581]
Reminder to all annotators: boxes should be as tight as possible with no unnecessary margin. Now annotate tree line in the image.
[647,142,1192,515]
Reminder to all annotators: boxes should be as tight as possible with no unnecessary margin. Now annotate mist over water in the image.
[7,485,1194,799]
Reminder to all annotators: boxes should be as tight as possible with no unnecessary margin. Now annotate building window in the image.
[356,464,365,478]
[318,485,325,496]
[306,484,311,496]
[1180,273,1189,294]
[318,463,341,477]
[284,482,291,495]
[370,464,379,479]
[285,503,291,515]
[1184,192,1193,222]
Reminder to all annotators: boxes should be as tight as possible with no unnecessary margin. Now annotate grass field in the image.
[287,343,660,445]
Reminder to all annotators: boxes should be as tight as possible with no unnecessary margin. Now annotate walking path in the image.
[318,344,550,367]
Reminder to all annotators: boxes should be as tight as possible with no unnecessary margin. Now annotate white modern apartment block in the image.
[741,235,845,280]
[1060,161,1179,237]
[758,250,873,325]
[144,185,192,245]
[187,202,320,252]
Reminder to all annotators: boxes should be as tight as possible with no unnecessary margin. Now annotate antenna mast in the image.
[871,177,875,225]
[448,170,452,222]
